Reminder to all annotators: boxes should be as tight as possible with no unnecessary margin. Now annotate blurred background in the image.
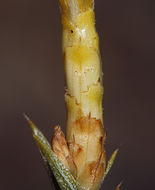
[0,0,154,189]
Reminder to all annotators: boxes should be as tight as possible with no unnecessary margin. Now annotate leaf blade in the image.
[24,114,79,190]
[34,135,79,190]
[103,149,119,179]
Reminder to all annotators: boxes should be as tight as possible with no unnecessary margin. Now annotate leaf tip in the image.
[23,113,30,121]
[116,181,122,190]
[23,113,35,130]
[103,148,119,179]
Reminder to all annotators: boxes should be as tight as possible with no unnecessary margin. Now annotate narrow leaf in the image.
[103,149,119,179]
[24,114,50,146]
[24,114,79,190]
[40,151,61,190]
[24,114,60,189]
[34,135,79,190]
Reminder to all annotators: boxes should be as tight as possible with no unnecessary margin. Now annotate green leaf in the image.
[103,149,119,179]
[24,114,79,190]
[40,151,61,190]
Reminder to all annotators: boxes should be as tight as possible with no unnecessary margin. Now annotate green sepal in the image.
[103,149,119,179]
[24,114,79,190]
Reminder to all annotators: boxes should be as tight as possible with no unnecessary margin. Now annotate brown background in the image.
[0,0,155,189]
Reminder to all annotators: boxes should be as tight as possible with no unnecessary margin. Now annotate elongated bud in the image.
[25,1,119,189]
[56,0,106,189]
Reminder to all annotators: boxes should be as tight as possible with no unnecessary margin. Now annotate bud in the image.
[52,125,77,178]
[52,0,106,189]
[25,1,119,190]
